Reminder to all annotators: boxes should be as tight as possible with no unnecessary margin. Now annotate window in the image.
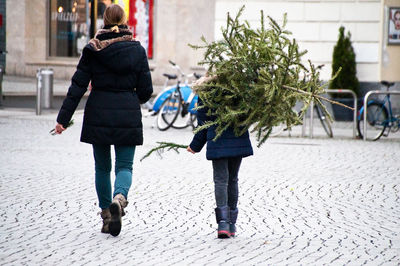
[48,0,154,58]
[49,0,88,57]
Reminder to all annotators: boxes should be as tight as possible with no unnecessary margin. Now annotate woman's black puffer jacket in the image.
[57,27,153,146]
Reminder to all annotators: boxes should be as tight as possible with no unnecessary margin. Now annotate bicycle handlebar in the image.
[167,60,202,84]
[193,73,202,79]
[168,59,185,78]
[186,73,202,80]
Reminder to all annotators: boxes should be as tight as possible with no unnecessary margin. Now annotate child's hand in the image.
[187,146,196,154]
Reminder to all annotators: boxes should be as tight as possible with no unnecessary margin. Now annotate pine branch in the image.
[281,85,354,111]
[140,142,188,162]
[49,120,74,135]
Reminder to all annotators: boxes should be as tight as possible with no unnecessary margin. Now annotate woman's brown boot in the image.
[109,194,128,236]
[100,208,111,234]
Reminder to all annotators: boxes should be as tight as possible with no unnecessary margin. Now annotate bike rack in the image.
[363,90,400,141]
[306,89,357,139]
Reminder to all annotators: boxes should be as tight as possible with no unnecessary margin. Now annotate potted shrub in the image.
[329,26,361,121]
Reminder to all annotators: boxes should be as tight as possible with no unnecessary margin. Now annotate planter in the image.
[331,98,361,121]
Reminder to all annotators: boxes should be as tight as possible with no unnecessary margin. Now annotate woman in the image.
[54,4,153,237]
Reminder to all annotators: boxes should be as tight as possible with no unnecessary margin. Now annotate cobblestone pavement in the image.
[0,109,399,265]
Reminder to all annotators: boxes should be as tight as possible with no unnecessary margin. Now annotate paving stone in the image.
[0,109,399,265]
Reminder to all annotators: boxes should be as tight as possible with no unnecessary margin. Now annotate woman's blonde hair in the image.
[103,4,127,26]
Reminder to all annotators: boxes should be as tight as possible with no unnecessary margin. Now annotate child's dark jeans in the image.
[212,157,242,209]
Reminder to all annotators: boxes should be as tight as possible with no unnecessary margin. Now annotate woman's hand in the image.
[187,146,196,154]
[54,123,66,134]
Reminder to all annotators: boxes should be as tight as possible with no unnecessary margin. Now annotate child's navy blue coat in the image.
[189,98,253,160]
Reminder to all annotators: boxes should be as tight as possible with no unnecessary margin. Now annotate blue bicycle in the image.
[357,81,400,140]
[152,61,200,131]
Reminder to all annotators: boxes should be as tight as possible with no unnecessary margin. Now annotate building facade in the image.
[2,0,400,92]
[216,0,400,82]
[3,0,215,86]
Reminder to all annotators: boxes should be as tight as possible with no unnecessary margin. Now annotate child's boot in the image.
[229,208,238,237]
[109,194,128,236]
[100,208,111,234]
[215,206,230,239]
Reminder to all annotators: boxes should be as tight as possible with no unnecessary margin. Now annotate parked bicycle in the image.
[357,81,400,140]
[152,60,201,131]
[270,101,333,138]
[314,102,333,137]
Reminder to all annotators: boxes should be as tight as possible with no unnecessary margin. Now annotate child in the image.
[187,97,253,238]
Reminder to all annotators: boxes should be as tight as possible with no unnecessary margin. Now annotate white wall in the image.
[215,0,381,81]
[151,0,215,87]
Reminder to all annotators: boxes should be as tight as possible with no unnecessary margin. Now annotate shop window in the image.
[49,0,154,59]
[49,0,88,57]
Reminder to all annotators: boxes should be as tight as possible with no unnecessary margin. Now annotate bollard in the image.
[41,69,54,109]
[36,68,42,115]
[0,66,3,108]
[36,68,54,115]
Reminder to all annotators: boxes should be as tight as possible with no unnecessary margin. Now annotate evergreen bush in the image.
[329,26,360,98]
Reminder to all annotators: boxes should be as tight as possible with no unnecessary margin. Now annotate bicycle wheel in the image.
[315,105,333,138]
[357,102,388,140]
[156,91,182,131]
[173,93,199,129]
[190,113,198,129]
[171,102,191,129]
[269,123,285,137]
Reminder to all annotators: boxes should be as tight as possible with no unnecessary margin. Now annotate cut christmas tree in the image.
[142,6,352,160]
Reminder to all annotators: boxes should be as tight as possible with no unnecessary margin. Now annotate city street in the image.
[0,108,399,265]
